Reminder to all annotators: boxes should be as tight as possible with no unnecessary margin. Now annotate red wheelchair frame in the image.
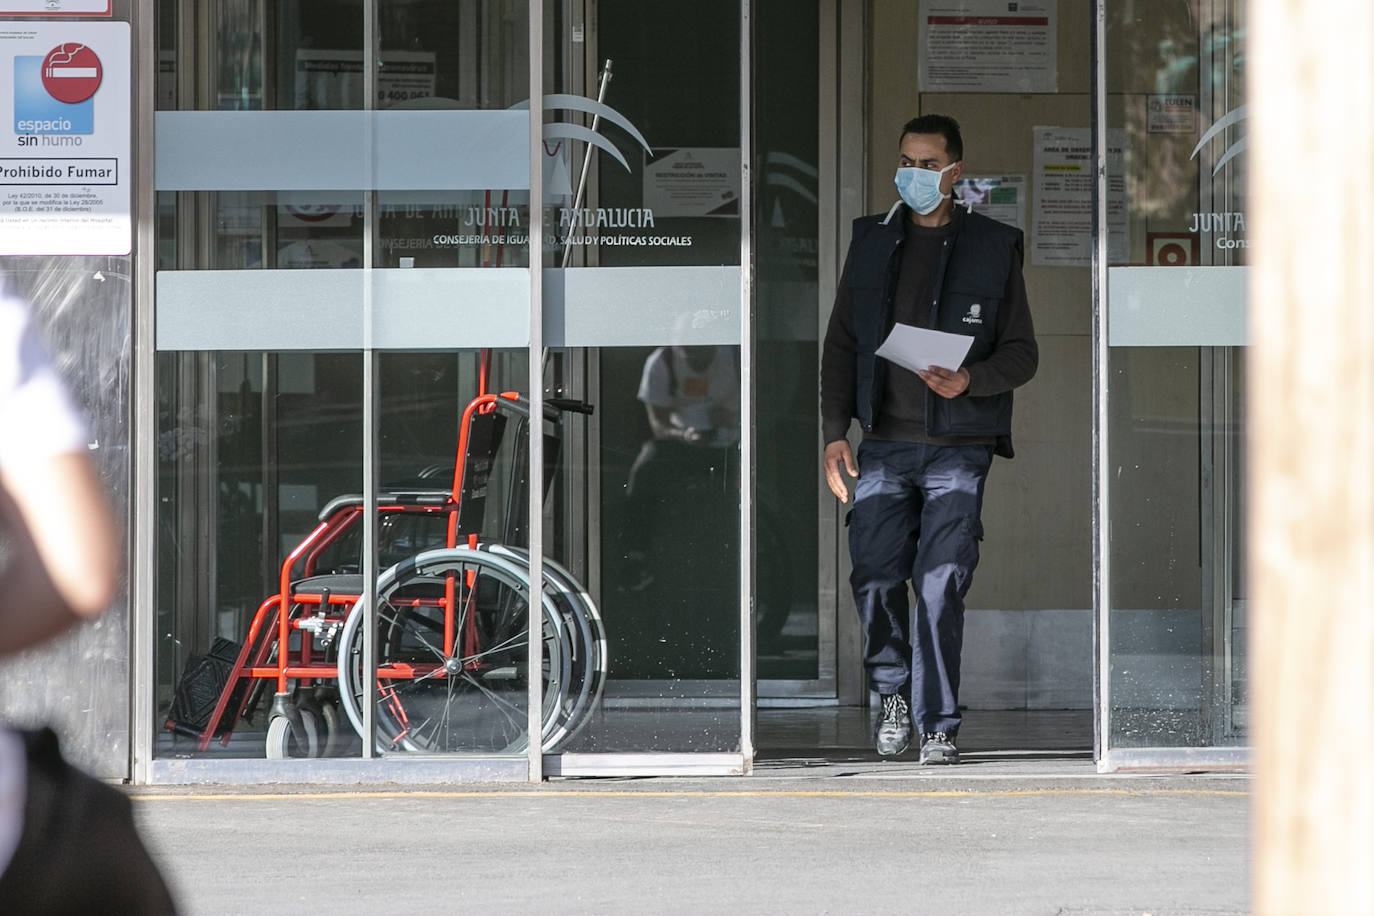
[167,382,596,758]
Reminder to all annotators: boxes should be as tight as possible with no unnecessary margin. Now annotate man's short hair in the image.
[899,114,963,162]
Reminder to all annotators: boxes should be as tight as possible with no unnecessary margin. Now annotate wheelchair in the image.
[166,390,606,758]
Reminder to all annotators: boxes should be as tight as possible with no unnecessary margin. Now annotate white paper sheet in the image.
[1031,125,1130,267]
[874,323,974,374]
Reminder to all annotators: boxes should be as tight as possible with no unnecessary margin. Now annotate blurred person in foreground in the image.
[0,276,176,914]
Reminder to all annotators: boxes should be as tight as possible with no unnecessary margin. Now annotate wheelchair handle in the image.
[546,397,595,416]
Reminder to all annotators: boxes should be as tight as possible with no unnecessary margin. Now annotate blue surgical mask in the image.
[894,162,958,215]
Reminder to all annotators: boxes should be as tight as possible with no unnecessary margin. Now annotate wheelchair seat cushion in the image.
[291,574,363,597]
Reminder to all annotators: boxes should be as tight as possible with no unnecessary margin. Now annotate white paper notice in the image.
[1146,94,1196,134]
[0,1,111,13]
[643,148,741,218]
[1031,126,1129,267]
[919,0,1057,93]
[0,22,130,256]
[294,50,437,109]
[875,323,974,375]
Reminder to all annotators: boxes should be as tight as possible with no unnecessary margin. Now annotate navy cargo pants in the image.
[848,439,994,738]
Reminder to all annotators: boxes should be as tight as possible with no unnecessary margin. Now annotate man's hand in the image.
[918,365,970,399]
[822,440,858,503]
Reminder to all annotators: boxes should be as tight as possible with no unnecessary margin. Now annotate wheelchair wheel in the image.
[265,709,320,759]
[483,544,607,750]
[335,548,571,755]
[319,701,346,757]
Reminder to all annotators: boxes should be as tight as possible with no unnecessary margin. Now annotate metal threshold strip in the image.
[544,753,748,778]
[1098,747,1249,773]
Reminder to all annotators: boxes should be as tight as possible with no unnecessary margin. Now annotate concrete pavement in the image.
[129,765,1249,915]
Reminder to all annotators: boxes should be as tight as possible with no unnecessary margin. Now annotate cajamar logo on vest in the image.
[962,303,983,326]
[1188,104,1247,251]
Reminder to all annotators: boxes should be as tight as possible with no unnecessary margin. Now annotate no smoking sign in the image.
[41,43,102,104]
[1,21,129,256]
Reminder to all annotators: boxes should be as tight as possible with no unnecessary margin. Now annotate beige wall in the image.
[864,0,1095,611]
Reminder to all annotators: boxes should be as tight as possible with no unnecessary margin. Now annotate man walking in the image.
[821,115,1037,763]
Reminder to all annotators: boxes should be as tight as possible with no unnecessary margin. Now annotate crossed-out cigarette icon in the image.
[45,43,96,79]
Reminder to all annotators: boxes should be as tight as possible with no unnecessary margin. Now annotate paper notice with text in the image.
[1031,126,1129,267]
[0,22,130,255]
[919,1,1057,93]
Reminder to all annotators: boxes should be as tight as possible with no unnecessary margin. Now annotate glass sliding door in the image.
[150,0,537,778]
[143,0,750,780]
[540,0,748,773]
[1097,0,1247,767]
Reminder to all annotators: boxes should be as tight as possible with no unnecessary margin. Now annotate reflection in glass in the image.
[616,344,741,680]
[584,337,744,750]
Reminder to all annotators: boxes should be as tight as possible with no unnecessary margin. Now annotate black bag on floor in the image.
[166,637,244,737]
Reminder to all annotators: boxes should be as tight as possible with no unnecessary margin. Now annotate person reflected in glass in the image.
[622,344,739,676]
[638,344,740,450]
[821,115,1038,764]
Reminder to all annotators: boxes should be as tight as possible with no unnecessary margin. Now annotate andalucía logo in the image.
[13,43,103,136]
